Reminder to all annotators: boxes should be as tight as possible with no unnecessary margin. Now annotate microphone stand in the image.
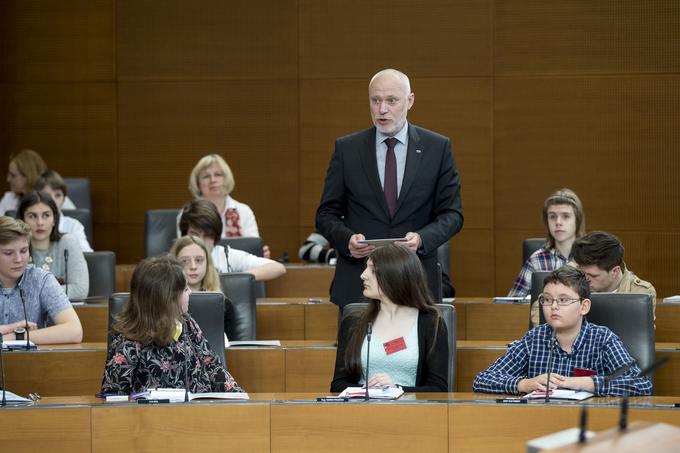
[0,333,6,406]
[19,289,31,350]
[578,405,587,443]
[544,329,556,403]
[183,319,190,403]
[617,356,669,432]
[365,322,372,401]
[64,249,69,298]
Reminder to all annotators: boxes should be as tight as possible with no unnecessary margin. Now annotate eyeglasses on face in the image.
[538,295,582,306]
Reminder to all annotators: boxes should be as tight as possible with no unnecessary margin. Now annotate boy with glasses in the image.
[473,267,651,396]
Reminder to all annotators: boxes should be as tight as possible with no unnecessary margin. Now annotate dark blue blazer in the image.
[316,124,463,306]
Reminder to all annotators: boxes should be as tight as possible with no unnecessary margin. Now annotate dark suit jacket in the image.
[330,310,449,392]
[316,124,463,307]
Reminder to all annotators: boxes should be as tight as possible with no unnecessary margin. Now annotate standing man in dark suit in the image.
[316,69,464,307]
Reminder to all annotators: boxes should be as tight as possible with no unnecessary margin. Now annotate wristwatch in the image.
[14,327,26,341]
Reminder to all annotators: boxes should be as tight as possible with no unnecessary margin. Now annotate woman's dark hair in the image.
[17,191,62,242]
[113,255,187,347]
[343,245,440,378]
[178,199,223,243]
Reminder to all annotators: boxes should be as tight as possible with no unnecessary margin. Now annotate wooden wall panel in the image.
[0,0,116,82]
[117,0,298,80]
[299,0,493,78]
[451,228,494,297]
[2,83,118,250]
[495,76,680,296]
[117,80,298,261]
[495,0,680,75]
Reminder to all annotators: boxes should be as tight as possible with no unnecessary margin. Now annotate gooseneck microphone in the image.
[617,356,670,432]
[578,405,587,443]
[365,321,373,401]
[63,249,69,297]
[224,246,232,273]
[0,332,6,406]
[544,329,557,403]
[19,289,31,350]
[183,319,190,403]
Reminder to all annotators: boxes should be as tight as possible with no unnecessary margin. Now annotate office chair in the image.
[108,291,227,367]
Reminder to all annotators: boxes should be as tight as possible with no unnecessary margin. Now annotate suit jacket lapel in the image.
[359,128,391,220]
[396,124,423,216]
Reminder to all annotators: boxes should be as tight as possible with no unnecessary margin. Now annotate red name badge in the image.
[573,367,596,377]
[383,337,407,355]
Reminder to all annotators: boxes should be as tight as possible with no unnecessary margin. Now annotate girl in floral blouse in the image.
[100,255,242,394]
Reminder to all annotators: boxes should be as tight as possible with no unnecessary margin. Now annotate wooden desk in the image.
[2,394,679,453]
[5,341,680,398]
[75,298,339,343]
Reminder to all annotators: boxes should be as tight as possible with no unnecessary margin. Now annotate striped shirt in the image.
[508,247,570,297]
[472,320,652,396]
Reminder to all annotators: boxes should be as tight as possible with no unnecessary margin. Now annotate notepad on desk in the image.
[136,388,250,402]
[523,389,593,401]
[1,340,37,350]
[338,386,404,400]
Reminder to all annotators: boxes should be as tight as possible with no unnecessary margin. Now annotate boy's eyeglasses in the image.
[538,295,582,306]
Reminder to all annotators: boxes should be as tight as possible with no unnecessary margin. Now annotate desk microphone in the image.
[182,319,190,403]
[365,321,372,401]
[224,246,232,273]
[0,332,6,406]
[63,249,69,297]
[618,356,670,431]
[436,262,443,304]
[19,289,31,350]
[544,329,557,403]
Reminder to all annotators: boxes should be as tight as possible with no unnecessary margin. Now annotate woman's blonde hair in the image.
[113,255,187,347]
[170,235,221,292]
[188,154,235,198]
[10,149,47,192]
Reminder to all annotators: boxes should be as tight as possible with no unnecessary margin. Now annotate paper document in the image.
[523,389,593,401]
[338,386,404,399]
[0,390,31,403]
[136,388,250,402]
[1,340,37,350]
[228,340,281,347]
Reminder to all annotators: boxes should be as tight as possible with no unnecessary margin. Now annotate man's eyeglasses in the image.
[538,295,582,306]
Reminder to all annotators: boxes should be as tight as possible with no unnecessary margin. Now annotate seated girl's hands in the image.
[518,373,565,393]
[367,372,396,388]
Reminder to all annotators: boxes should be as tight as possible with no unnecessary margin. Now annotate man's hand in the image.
[518,373,565,393]
[348,234,375,259]
[400,232,421,252]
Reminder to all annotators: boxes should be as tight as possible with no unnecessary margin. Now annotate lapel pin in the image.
[416,149,422,154]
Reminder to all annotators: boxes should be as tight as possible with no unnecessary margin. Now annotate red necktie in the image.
[224,208,242,237]
[384,137,398,217]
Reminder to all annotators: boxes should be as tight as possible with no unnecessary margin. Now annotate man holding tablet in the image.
[316,69,463,307]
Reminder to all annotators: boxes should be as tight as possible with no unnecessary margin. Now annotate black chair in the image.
[586,293,656,390]
[340,303,456,391]
[218,237,264,257]
[108,292,226,367]
[219,273,256,341]
[522,238,545,264]
[218,237,267,298]
[144,209,180,257]
[530,271,553,328]
[84,251,115,299]
[64,177,92,211]
[536,292,656,391]
[62,208,93,246]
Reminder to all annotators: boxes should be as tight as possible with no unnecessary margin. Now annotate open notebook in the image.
[135,388,250,402]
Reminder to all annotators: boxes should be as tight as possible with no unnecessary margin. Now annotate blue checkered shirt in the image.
[472,320,652,396]
[0,264,71,328]
[508,247,570,297]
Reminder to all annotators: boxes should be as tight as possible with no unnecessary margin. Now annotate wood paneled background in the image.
[1,1,678,297]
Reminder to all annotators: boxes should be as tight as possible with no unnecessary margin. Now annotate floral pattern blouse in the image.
[101,315,243,394]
